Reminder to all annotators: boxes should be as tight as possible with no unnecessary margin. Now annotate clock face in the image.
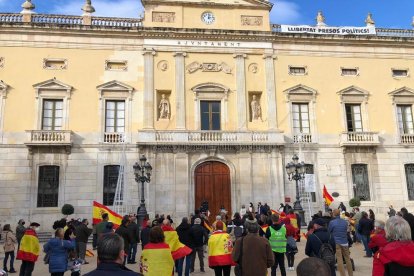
[201,12,215,25]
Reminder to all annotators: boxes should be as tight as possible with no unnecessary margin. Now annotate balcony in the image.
[400,134,414,144]
[293,133,313,144]
[103,132,125,144]
[340,132,380,147]
[137,130,285,146]
[25,130,72,154]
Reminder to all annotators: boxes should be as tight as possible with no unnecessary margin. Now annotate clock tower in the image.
[141,0,273,31]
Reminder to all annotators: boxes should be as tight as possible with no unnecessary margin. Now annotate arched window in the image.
[37,165,60,207]
[103,165,120,206]
[405,164,414,200]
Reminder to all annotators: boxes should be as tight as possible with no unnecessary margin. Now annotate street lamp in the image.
[133,154,152,229]
[285,154,306,226]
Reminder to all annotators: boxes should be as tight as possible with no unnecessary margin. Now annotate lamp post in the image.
[285,154,307,226]
[133,154,152,230]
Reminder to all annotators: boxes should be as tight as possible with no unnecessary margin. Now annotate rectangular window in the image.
[42,99,63,130]
[105,100,125,133]
[103,165,120,206]
[37,165,59,207]
[292,103,310,134]
[392,69,408,77]
[305,164,316,202]
[397,105,414,134]
[345,104,363,132]
[341,68,358,76]
[405,164,414,201]
[352,164,370,201]
[289,66,306,75]
[200,101,221,130]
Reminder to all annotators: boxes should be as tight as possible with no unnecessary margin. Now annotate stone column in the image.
[264,53,278,130]
[234,53,247,130]
[174,52,187,130]
[143,50,156,129]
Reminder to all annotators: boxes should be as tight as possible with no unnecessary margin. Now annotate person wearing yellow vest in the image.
[16,222,40,276]
[140,226,174,276]
[208,221,235,276]
[265,214,287,276]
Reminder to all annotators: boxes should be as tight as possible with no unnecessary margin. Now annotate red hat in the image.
[216,221,223,230]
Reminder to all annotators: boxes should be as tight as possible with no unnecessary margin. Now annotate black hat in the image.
[30,222,40,227]
[313,218,326,227]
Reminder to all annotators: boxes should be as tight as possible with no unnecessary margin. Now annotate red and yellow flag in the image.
[140,243,174,276]
[161,225,192,260]
[92,201,122,228]
[85,249,94,257]
[204,221,213,233]
[208,231,236,267]
[17,229,40,262]
[271,209,286,219]
[323,185,334,206]
[260,224,269,233]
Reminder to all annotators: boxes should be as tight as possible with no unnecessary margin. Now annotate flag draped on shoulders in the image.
[208,231,236,267]
[140,242,174,276]
[323,185,334,206]
[271,209,286,219]
[17,229,40,262]
[92,201,122,229]
[161,225,192,260]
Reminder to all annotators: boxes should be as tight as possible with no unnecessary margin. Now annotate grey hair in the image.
[385,216,412,241]
[374,220,385,229]
[97,234,124,262]
[245,221,259,233]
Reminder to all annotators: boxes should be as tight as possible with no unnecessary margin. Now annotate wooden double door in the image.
[195,161,231,218]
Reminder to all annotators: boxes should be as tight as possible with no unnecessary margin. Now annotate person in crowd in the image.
[140,226,173,276]
[353,208,362,243]
[161,219,192,262]
[372,216,414,276]
[176,217,193,276]
[227,212,245,241]
[85,234,140,276]
[283,218,298,271]
[67,250,83,276]
[17,222,40,276]
[239,205,247,217]
[140,221,151,250]
[387,205,396,217]
[151,214,160,227]
[212,216,227,232]
[368,209,375,222]
[368,220,387,254]
[189,218,208,273]
[249,202,255,214]
[3,224,17,273]
[328,209,353,276]
[232,213,274,276]
[358,211,374,257]
[92,224,98,250]
[16,219,26,251]
[339,202,347,212]
[305,218,336,276]
[127,215,139,264]
[96,213,110,241]
[400,207,414,241]
[296,257,331,276]
[44,228,76,276]
[265,214,287,276]
[75,219,92,265]
[115,216,132,266]
[101,222,114,237]
[208,221,234,276]
[166,215,174,225]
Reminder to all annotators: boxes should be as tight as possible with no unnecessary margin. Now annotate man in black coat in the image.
[358,211,374,257]
[176,217,193,276]
[75,219,93,264]
[115,216,132,266]
[189,218,208,273]
[401,207,414,241]
[127,215,139,264]
[305,218,336,276]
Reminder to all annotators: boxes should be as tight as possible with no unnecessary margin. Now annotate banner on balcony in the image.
[304,174,316,192]
[280,25,376,36]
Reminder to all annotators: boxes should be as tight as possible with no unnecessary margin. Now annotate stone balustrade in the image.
[103,132,125,144]
[91,17,142,27]
[31,14,83,25]
[340,131,380,146]
[26,130,72,144]
[400,134,414,144]
[0,13,23,23]
[293,133,313,144]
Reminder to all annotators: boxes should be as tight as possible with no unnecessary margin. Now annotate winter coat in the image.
[115,225,132,253]
[358,217,374,236]
[176,222,193,248]
[127,222,139,244]
[368,229,388,254]
[189,224,208,248]
[328,217,349,245]
[84,262,141,276]
[140,226,150,248]
[75,223,93,243]
[44,238,75,273]
[305,228,336,258]
[16,224,26,242]
[3,231,16,252]
[403,212,414,241]
[372,241,414,276]
[232,233,274,276]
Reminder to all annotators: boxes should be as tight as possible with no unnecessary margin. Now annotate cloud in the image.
[270,0,302,25]
[50,0,142,18]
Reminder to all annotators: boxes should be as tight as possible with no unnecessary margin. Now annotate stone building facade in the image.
[1,0,414,227]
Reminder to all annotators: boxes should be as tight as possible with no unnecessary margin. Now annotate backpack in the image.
[314,234,336,267]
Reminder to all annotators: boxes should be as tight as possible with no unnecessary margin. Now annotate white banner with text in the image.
[281,25,376,36]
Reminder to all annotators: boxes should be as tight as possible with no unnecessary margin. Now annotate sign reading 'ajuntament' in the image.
[144,39,272,49]
[281,25,377,36]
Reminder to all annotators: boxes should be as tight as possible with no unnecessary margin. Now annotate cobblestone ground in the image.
[6,241,372,275]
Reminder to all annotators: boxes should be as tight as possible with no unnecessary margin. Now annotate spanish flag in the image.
[161,225,192,260]
[140,243,174,276]
[260,224,269,233]
[208,231,236,267]
[16,229,40,262]
[204,221,213,233]
[323,185,334,206]
[92,201,122,228]
[85,249,95,257]
[271,209,286,219]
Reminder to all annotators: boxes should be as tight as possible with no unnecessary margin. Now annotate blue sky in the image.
[1,0,413,29]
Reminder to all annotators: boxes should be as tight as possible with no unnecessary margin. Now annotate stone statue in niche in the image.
[250,95,262,121]
[159,94,170,119]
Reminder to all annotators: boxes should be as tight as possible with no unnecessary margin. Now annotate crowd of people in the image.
[2,203,414,275]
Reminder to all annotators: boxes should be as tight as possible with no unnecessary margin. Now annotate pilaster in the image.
[143,50,156,129]
[234,53,247,130]
[264,53,278,130]
[174,52,187,130]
